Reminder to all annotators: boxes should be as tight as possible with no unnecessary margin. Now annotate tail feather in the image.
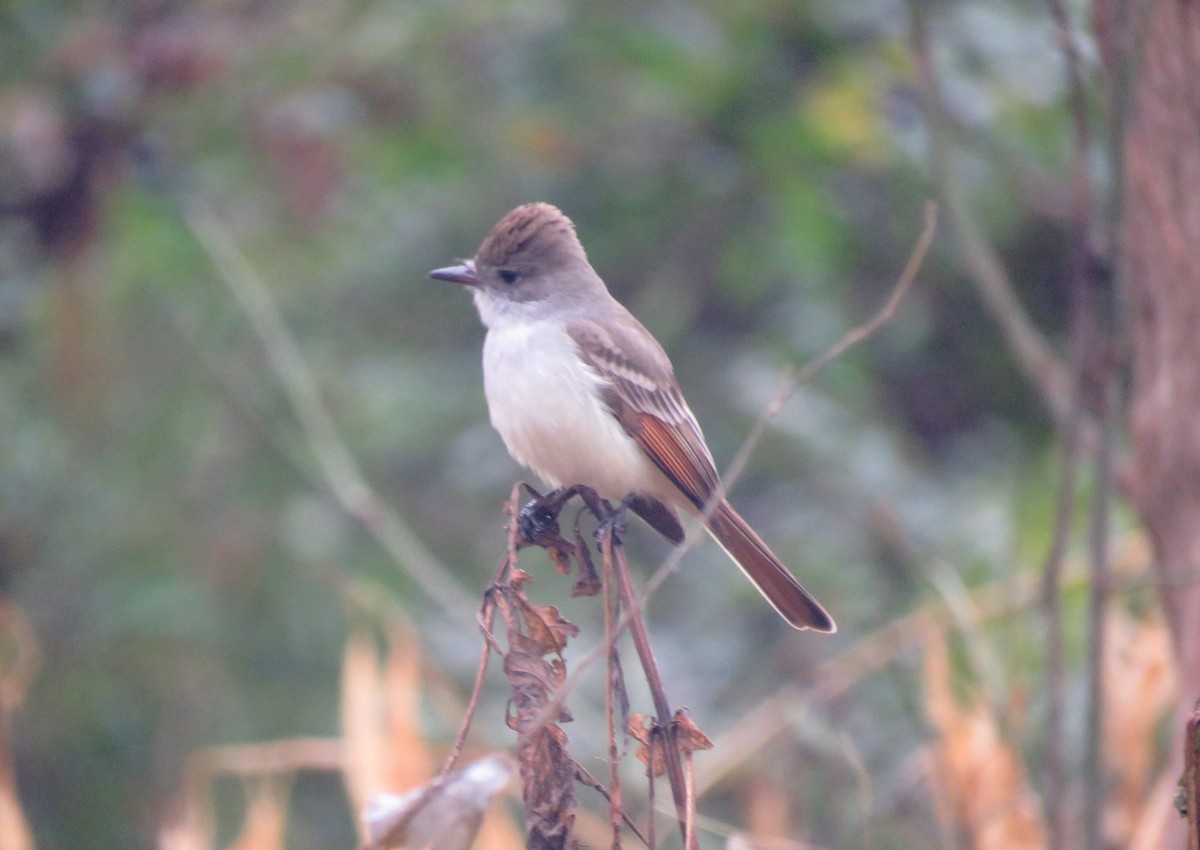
[705,502,836,633]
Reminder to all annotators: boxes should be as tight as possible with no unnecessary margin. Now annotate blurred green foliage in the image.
[0,0,1107,847]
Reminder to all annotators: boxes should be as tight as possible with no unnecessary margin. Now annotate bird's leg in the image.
[591,493,632,547]
[517,485,578,545]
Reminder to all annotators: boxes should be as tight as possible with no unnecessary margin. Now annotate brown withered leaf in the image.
[339,625,433,817]
[628,713,651,747]
[629,714,668,777]
[502,652,572,724]
[225,777,290,850]
[671,709,713,755]
[509,568,534,590]
[519,723,578,850]
[522,603,579,656]
[545,537,576,575]
[1103,608,1176,847]
[923,632,1045,850]
[570,527,601,597]
[362,755,514,850]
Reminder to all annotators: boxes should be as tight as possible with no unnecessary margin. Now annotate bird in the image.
[430,202,835,632]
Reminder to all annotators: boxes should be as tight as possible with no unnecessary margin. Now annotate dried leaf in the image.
[224,778,290,850]
[571,527,601,597]
[1104,609,1176,846]
[672,710,713,755]
[522,603,579,656]
[473,799,527,850]
[0,762,33,850]
[0,604,38,850]
[363,755,515,850]
[923,632,1045,850]
[383,625,433,791]
[341,622,433,831]
[518,725,578,850]
[158,819,205,850]
[341,629,385,814]
[502,651,571,723]
[545,538,576,575]
[629,714,667,777]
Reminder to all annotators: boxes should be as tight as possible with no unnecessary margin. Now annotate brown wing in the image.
[568,315,719,511]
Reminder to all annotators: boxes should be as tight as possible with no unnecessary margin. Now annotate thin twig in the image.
[907,1,1076,427]
[439,487,527,777]
[1040,0,1098,843]
[440,559,509,779]
[184,201,475,617]
[642,201,938,607]
[720,201,939,508]
[693,556,1155,794]
[603,526,690,839]
[602,526,624,848]
[573,763,649,846]
[1083,372,1118,850]
[684,751,698,850]
[1039,390,1083,850]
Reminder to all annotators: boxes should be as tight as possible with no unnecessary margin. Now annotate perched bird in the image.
[430,203,834,632]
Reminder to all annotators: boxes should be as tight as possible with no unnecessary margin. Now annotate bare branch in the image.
[908,0,1075,425]
[1083,374,1120,850]
[184,201,475,617]
[640,201,937,606]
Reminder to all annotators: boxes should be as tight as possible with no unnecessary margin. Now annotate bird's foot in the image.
[593,497,630,548]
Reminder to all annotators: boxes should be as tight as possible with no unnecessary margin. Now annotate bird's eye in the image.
[498,269,520,285]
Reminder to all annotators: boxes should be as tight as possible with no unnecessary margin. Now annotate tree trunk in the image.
[1100,1,1200,842]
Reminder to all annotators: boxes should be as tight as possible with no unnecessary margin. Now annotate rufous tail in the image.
[706,501,836,632]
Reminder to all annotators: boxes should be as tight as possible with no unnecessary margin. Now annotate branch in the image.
[184,201,475,618]
[640,201,937,606]
[907,1,1076,427]
[1039,0,1104,845]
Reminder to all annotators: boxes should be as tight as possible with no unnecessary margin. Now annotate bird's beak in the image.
[428,260,478,286]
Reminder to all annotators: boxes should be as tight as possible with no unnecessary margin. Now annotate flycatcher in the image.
[430,203,835,632]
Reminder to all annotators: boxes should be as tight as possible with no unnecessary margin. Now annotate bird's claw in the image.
[593,504,628,547]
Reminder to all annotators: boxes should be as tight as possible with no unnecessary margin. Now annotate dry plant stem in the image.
[1083,374,1118,850]
[499,486,582,849]
[1041,1,1100,843]
[683,753,698,850]
[694,559,1136,793]
[719,201,938,516]
[1038,394,1083,850]
[601,532,624,849]
[185,202,474,617]
[635,202,938,615]
[908,1,1075,428]
[366,773,448,850]
[646,762,656,850]
[444,484,537,779]
[605,532,690,836]
[1186,710,1200,850]
[183,737,344,849]
[440,592,501,778]
[574,764,649,846]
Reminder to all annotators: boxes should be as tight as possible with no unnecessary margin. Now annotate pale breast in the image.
[481,320,669,501]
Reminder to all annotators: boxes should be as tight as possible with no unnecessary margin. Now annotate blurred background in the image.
[0,0,1177,848]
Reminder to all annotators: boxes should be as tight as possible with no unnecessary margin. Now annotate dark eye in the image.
[498,269,520,285]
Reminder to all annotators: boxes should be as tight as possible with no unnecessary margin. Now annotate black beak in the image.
[428,260,478,286]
